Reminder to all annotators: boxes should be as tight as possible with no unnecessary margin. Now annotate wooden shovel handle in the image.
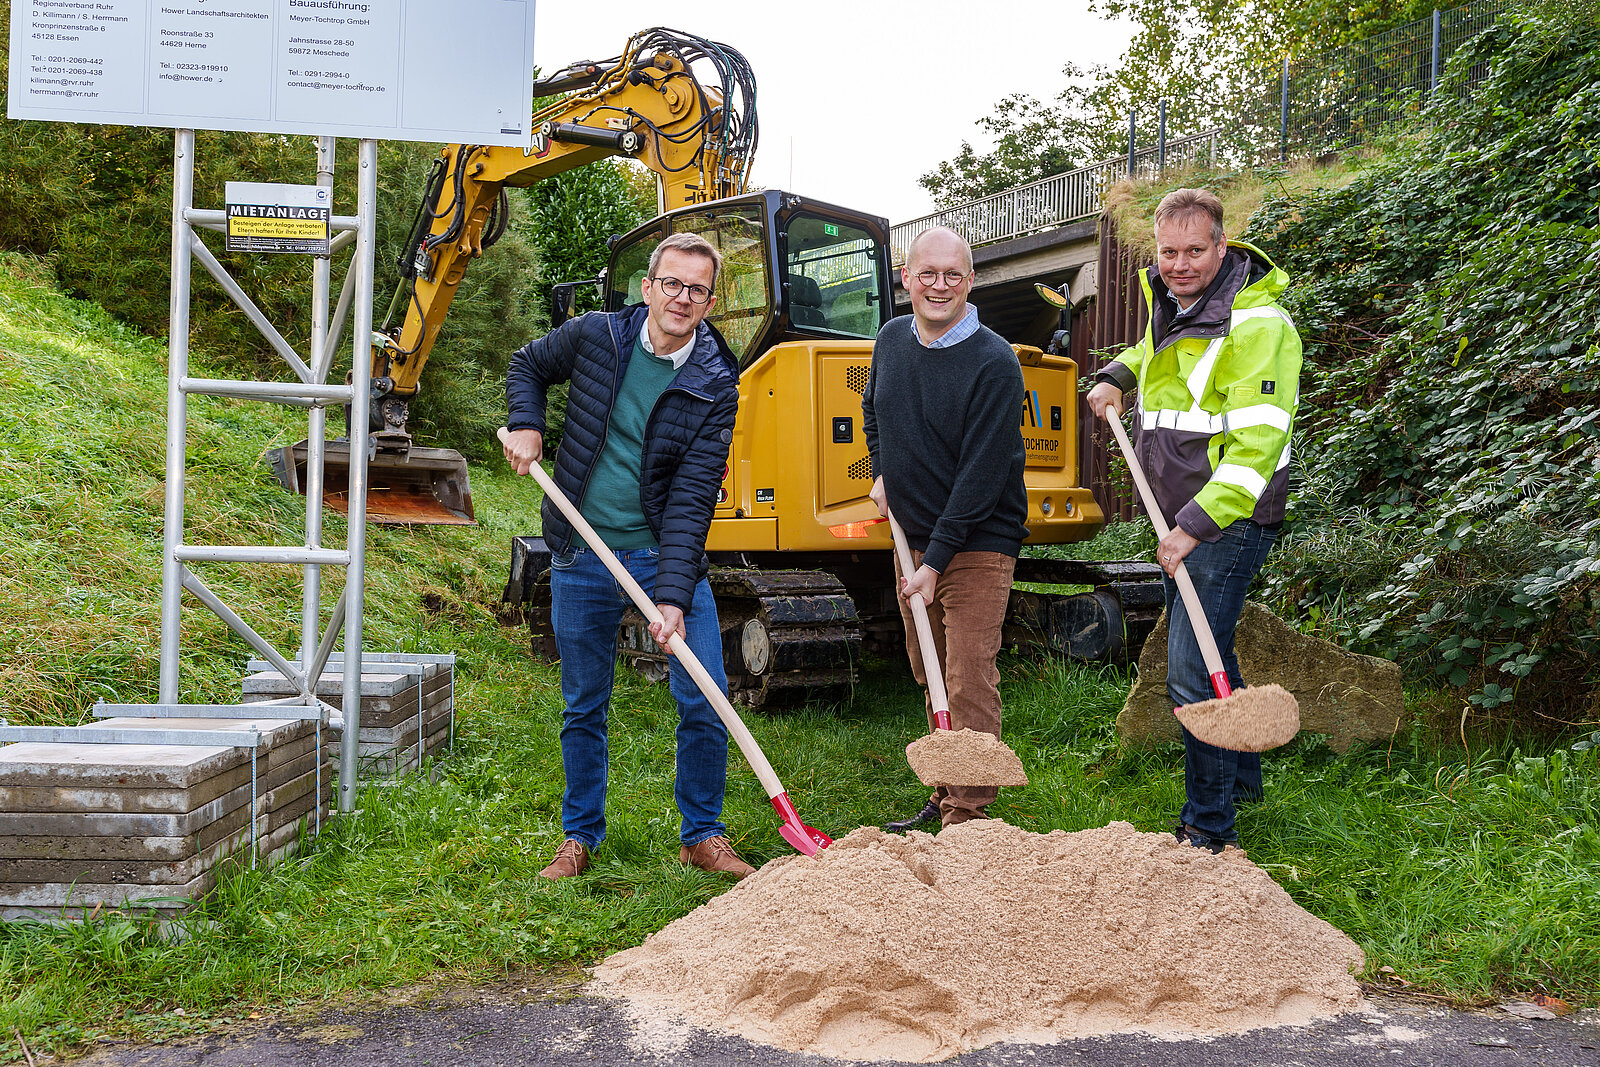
[1103,410,1229,685]
[497,428,788,800]
[885,506,953,728]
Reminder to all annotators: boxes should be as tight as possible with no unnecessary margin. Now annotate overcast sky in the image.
[532,0,1134,226]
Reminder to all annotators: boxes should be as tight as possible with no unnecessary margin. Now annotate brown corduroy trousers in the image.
[894,548,1016,825]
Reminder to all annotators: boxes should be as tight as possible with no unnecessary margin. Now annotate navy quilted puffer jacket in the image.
[506,304,739,611]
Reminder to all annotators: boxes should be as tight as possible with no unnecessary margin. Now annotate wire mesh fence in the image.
[1235,0,1507,162]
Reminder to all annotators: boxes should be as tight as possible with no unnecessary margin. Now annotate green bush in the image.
[1250,12,1600,723]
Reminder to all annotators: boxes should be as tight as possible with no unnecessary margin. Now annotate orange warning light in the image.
[826,518,887,539]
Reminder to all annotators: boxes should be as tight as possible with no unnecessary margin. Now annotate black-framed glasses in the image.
[912,269,971,288]
[650,275,713,304]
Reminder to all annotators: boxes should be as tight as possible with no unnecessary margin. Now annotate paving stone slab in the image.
[93,716,314,755]
[244,671,450,728]
[0,756,321,841]
[356,728,451,776]
[295,659,453,695]
[0,741,246,789]
[0,816,316,915]
[264,787,329,835]
[0,800,255,861]
[0,774,261,836]
[0,759,253,814]
[317,692,451,737]
[265,749,331,794]
[261,765,327,814]
[349,716,451,760]
[0,823,252,884]
[242,671,419,715]
[338,702,453,751]
[247,654,453,685]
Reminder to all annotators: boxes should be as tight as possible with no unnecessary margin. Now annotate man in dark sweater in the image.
[503,232,754,882]
[863,226,1029,831]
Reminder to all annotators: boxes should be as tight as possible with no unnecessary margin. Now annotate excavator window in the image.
[674,207,772,367]
[608,206,774,368]
[783,215,885,339]
[609,224,666,307]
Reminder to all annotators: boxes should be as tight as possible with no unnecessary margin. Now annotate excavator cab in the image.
[601,190,894,362]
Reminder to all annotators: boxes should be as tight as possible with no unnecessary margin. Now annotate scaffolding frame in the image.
[154,131,379,814]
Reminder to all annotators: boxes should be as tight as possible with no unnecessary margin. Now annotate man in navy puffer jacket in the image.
[503,233,752,881]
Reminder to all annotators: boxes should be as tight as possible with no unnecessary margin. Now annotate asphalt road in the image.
[76,987,1599,1067]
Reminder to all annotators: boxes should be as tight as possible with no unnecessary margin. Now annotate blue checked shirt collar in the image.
[917,304,980,349]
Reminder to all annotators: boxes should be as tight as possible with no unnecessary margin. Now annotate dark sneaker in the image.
[538,838,590,880]
[884,799,941,834]
[680,835,755,879]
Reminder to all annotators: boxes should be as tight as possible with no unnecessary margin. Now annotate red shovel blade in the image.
[771,792,832,856]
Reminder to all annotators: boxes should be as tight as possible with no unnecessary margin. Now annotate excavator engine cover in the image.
[267,439,476,526]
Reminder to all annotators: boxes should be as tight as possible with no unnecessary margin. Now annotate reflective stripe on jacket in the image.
[1099,240,1302,542]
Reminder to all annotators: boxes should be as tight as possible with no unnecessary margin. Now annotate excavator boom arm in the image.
[377,27,757,406]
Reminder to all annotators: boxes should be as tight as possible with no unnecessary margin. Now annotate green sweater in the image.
[580,335,680,548]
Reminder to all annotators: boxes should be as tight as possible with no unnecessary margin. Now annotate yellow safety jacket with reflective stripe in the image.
[1102,240,1302,542]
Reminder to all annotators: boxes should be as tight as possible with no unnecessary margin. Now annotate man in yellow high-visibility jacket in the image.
[1088,187,1302,854]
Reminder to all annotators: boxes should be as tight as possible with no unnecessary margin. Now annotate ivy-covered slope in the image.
[1249,12,1600,723]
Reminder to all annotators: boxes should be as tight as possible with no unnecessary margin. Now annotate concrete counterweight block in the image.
[242,653,454,780]
[0,714,331,923]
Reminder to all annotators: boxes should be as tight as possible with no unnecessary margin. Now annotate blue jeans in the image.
[549,545,730,851]
[1162,519,1279,842]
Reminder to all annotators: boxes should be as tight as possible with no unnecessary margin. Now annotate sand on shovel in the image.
[1175,683,1301,752]
[593,820,1364,1063]
[905,728,1028,787]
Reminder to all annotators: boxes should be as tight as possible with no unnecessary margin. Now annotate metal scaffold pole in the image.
[302,137,335,672]
[338,139,378,814]
[158,130,195,704]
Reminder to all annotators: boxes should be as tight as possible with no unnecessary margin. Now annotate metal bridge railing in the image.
[890,130,1220,265]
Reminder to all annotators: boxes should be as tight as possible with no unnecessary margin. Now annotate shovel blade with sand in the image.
[886,507,1028,789]
[498,428,832,856]
[1104,412,1299,751]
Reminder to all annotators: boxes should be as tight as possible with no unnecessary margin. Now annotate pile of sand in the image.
[1176,683,1301,752]
[594,820,1363,1063]
[904,728,1028,787]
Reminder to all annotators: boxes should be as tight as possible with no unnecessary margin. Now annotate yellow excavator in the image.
[272,28,1163,702]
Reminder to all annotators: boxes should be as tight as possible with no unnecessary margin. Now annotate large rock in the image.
[1117,601,1405,753]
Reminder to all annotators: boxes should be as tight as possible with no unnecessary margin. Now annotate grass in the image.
[1,251,1597,1061]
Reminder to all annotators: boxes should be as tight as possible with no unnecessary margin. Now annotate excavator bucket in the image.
[266,439,476,526]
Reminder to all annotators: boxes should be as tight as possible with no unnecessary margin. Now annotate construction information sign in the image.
[7,0,537,147]
[225,182,330,254]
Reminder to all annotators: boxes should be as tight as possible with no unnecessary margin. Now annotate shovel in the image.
[1103,408,1298,752]
[498,428,832,856]
[885,505,1027,788]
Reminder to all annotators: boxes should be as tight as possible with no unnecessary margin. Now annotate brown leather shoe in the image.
[679,835,755,879]
[538,838,590,880]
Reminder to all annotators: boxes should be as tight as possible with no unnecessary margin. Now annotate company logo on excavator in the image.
[1021,389,1043,429]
